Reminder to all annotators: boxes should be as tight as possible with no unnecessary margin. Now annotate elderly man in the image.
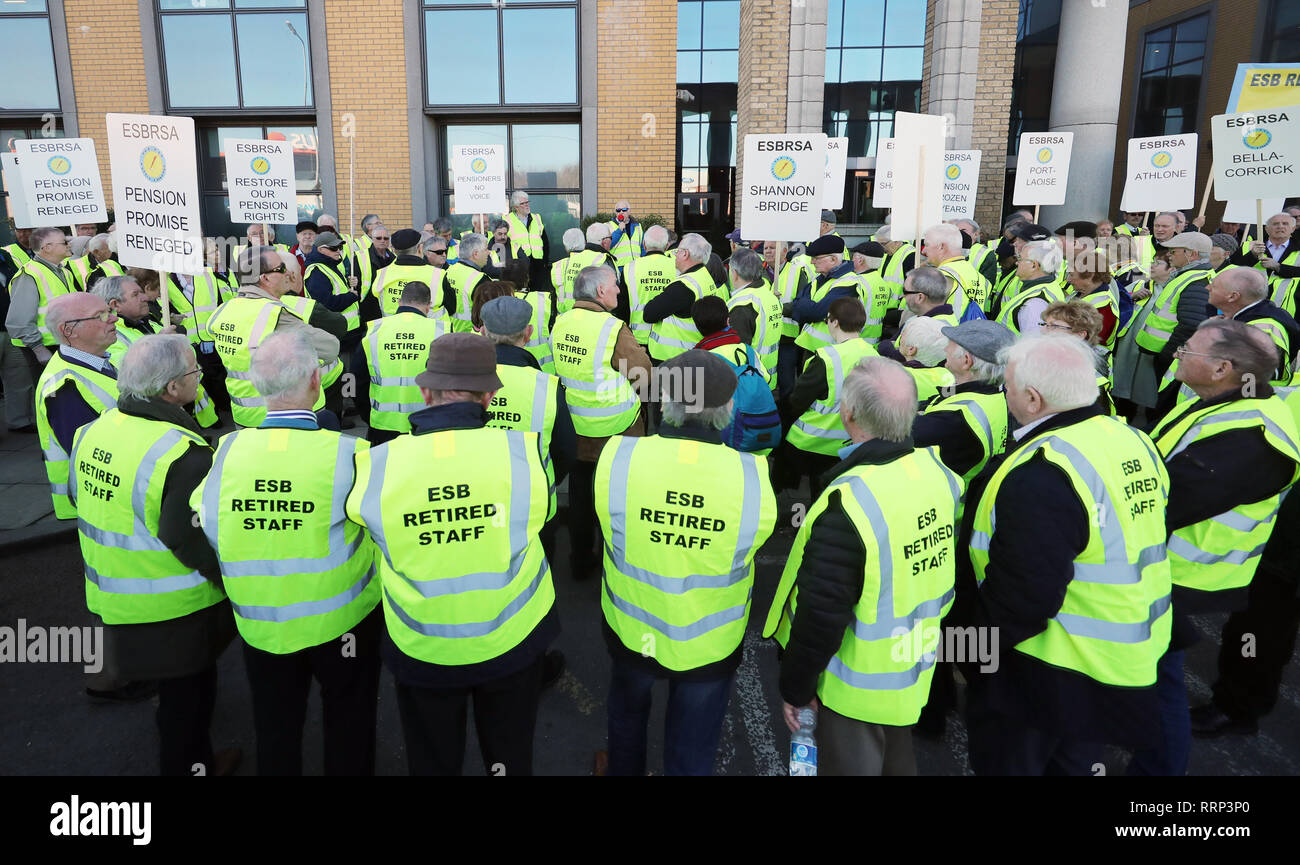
[346,332,557,776]
[962,336,1172,775]
[893,316,957,404]
[873,224,917,304]
[773,241,816,395]
[817,209,848,259]
[766,355,961,775]
[785,298,879,499]
[954,218,999,288]
[1232,212,1300,281]
[1209,267,1299,383]
[303,231,363,352]
[789,235,863,355]
[582,222,619,275]
[875,266,957,368]
[354,281,446,445]
[598,349,776,775]
[206,247,341,428]
[159,259,235,417]
[625,225,675,347]
[69,334,238,776]
[644,232,721,362]
[444,233,490,333]
[503,190,548,289]
[1132,211,1181,271]
[66,233,112,291]
[551,227,600,313]
[849,241,891,342]
[1114,211,1147,238]
[7,227,74,372]
[606,200,644,271]
[725,247,782,383]
[1134,232,1212,378]
[995,239,1066,337]
[370,228,445,320]
[552,265,650,580]
[422,233,450,272]
[192,330,381,776]
[923,223,987,316]
[1132,321,1300,775]
[914,320,1014,486]
[990,222,1053,314]
[290,221,318,269]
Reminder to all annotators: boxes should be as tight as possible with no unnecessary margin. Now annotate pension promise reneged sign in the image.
[12,138,107,228]
[741,133,827,241]
[106,113,203,274]
[1211,107,1300,202]
[224,138,297,225]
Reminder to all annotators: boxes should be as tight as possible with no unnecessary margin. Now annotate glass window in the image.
[0,3,61,112]
[1263,0,1300,61]
[198,123,322,242]
[677,0,738,234]
[158,1,315,109]
[1007,0,1060,154]
[423,0,578,108]
[1133,14,1208,139]
[439,122,580,263]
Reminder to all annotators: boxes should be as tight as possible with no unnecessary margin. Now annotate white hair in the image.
[510,190,530,207]
[458,233,487,260]
[999,335,1098,412]
[841,356,916,441]
[908,267,952,302]
[1022,239,1063,274]
[662,399,734,430]
[872,225,893,243]
[924,223,963,252]
[644,225,669,252]
[251,330,319,401]
[87,233,113,255]
[900,316,950,367]
[118,334,193,399]
[586,222,611,244]
[968,355,1005,386]
[90,274,137,306]
[573,265,614,302]
[679,232,711,264]
[857,254,884,271]
[562,227,585,253]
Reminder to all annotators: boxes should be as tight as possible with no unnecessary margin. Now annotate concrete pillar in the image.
[1039,0,1128,228]
[735,0,791,234]
[785,0,826,135]
[923,0,982,150]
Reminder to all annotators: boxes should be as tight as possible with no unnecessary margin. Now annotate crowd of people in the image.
[3,191,1299,777]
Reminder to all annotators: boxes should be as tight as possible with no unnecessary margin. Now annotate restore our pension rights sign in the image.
[741,133,826,241]
[12,138,107,227]
[224,138,296,224]
[106,113,203,274]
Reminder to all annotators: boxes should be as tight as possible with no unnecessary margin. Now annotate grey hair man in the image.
[642,232,715,362]
[6,226,74,363]
[1206,266,1298,382]
[1003,239,1064,337]
[644,225,669,253]
[725,246,780,355]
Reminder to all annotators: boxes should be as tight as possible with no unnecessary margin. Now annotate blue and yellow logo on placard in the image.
[1244,128,1272,150]
[47,156,71,175]
[945,164,961,180]
[1151,151,1172,168]
[140,147,166,182]
[250,156,271,175]
[771,156,797,181]
[471,157,487,174]
[1036,147,1053,164]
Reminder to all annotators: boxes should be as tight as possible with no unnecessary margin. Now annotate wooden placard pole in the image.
[1257,199,1265,254]
[914,145,928,247]
[1032,204,1040,223]
[157,269,170,325]
[775,241,786,278]
[348,134,355,244]
[1196,171,1214,222]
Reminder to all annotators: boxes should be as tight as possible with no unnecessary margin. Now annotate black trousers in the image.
[394,654,545,776]
[240,608,382,775]
[156,664,218,776]
[568,460,599,572]
[966,696,1101,776]
[197,348,230,414]
[1212,566,1300,721]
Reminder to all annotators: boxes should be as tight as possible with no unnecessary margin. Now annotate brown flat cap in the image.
[415,332,503,392]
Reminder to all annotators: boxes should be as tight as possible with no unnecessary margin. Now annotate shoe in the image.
[8,424,37,434]
[1190,706,1258,738]
[85,680,157,703]
[212,747,243,777]
[542,650,565,689]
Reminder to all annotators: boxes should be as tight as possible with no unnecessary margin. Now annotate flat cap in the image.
[314,231,343,250]
[1210,233,1239,254]
[480,295,532,335]
[852,241,886,258]
[295,220,319,234]
[820,210,838,224]
[725,229,744,243]
[1055,220,1097,239]
[1010,222,1052,242]
[941,319,1016,364]
[1159,231,1211,256]
[414,332,502,393]
[807,234,846,257]
[657,349,737,409]
[391,228,422,250]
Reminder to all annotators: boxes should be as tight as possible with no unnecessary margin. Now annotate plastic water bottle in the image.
[789,707,817,776]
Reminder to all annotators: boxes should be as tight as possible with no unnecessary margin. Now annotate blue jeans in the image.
[606,658,733,776]
[1127,649,1190,776]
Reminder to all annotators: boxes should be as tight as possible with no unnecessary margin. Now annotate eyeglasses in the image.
[62,310,115,328]
[176,367,201,380]
[262,264,287,275]
[1038,321,1075,332]
[1174,344,1224,360]
[372,235,390,241]
[615,208,629,213]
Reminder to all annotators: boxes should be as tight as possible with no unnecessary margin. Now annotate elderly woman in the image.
[1041,300,1115,415]
[67,333,238,776]
[1065,253,1119,350]
[1111,251,1175,420]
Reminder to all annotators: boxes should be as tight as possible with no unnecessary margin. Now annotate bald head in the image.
[1209,267,1268,315]
[839,356,918,443]
[46,292,118,354]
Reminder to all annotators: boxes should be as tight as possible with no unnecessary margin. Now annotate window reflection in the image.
[503,9,576,104]
[1134,14,1208,139]
[425,10,499,105]
[677,0,738,222]
[0,12,60,110]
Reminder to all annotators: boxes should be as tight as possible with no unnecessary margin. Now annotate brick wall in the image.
[322,0,411,232]
[1111,0,1261,227]
[971,0,1016,233]
[595,0,676,221]
[63,0,151,185]
[734,0,791,232]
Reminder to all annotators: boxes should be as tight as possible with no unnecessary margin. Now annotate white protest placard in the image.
[1222,198,1285,223]
[1013,131,1074,206]
[13,138,107,227]
[872,138,895,209]
[224,138,296,225]
[822,137,848,210]
[451,145,507,214]
[740,133,826,241]
[889,112,947,243]
[1119,133,1197,213]
[939,150,981,220]
[106,113,203,274]
[2,153,32,228]
[1211,106,1300,201]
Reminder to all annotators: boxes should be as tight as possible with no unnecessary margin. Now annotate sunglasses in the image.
[615,208,629,213]
[263,264,287,275]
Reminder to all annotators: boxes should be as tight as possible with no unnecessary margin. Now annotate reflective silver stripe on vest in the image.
[649,321,697,350]
[85,562,209,595]
[1210,507,1273,534]
[226,369,256,381]
[1164,409,1300,462]
[382,557,549,637]
[370,399,425,413]
[529,372,551,435]
[791,418,849,440]
[1167,535,1268,566]
[230,393,267,407]
[43,368,117,412]
[941,396,994,444]
[827,652,935,690]
[1055,595,1171,643]
[560,316,623,392]
[231,564,375,622]
[603,436,762,593]
[602,571,751,641]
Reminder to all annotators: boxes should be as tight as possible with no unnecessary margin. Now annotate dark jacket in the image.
[99,394,234,682]
[777,436,917,706]
[790,261,857,326]
[494,342,578,486]
[302,249,361,315]
[379,399,559,689]
[1234,300,1300,381]
[912,381,1009,480]
[1230,237,1300,279]
[643,262,709,326]
[45,350,116,455]
[954,404,1163,748]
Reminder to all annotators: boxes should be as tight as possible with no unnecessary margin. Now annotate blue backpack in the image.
[714,343,783,453]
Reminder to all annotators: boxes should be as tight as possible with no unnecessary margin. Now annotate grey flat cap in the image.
[314,231,344,249]
[941,319,1016,364]
[481,295,533,335]
[1160,231,1211,256]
